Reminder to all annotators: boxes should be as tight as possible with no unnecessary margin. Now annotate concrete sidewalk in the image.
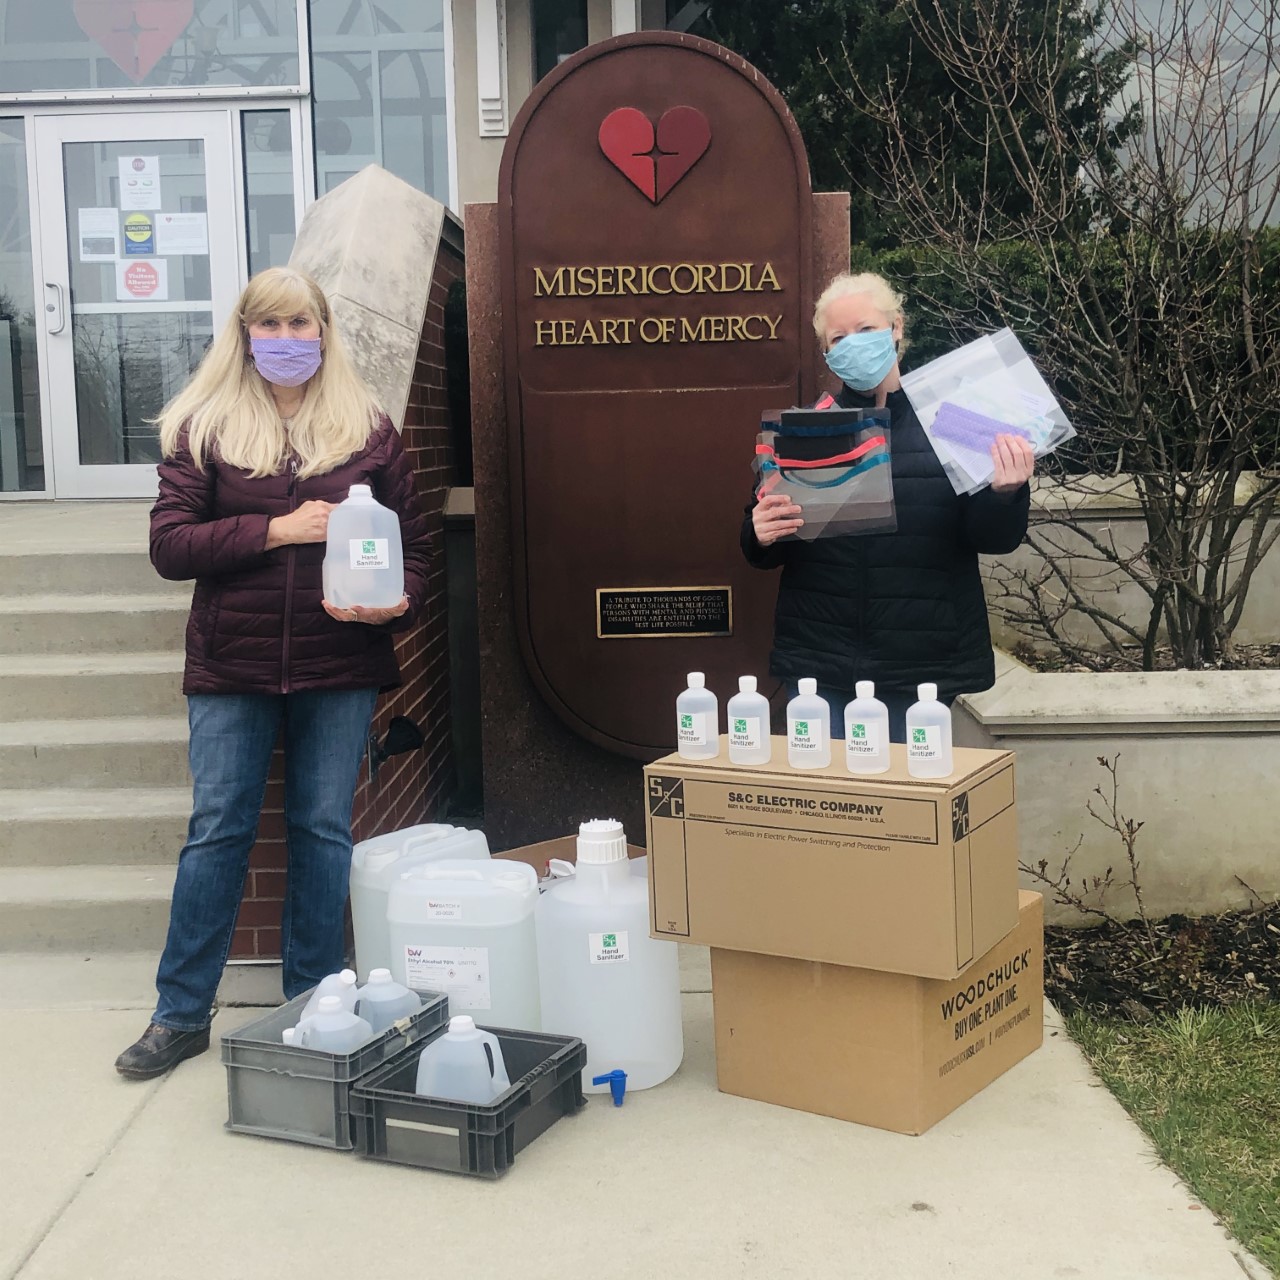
[2,951,1270,1280]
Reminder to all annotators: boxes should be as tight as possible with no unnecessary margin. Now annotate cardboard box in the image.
[495,833,647,873]
[711,891,1044,1135]
[645,742,1018,980]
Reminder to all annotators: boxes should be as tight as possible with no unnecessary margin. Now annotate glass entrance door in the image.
[33,112,240,498]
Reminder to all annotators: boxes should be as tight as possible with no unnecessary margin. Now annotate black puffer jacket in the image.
[741,386,1029,699]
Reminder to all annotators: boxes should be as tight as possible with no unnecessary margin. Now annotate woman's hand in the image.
[322,596,410,626]
[990,435,1035,493]
[265,500,334,549]
[752,493,804,546]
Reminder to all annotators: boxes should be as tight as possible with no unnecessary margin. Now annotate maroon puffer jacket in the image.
[150,415,431,695]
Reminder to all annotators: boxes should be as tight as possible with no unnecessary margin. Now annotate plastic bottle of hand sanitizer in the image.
[726,676,771,765]
[906,682,954,778]
[787,678,831,769]
[844,681,891,774]
[322,483,404,609]
[676,672,719,759]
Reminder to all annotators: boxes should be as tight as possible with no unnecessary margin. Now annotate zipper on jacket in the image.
[281,458,300,694]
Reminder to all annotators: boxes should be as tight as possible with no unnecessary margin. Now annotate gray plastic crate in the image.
[222,988,448,1150]
[351,1026,587,1177]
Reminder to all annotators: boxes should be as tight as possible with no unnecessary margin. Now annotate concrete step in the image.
[0,864,175,952]
[0,653,185,720]
[0,719,190,789]
[0,551,190,598]
[0,594,189,655]
[0,788,190,866]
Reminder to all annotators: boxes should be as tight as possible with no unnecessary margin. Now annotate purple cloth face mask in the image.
[250,337,323,387]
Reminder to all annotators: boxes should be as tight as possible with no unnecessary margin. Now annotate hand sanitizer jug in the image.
[726,676,772,765]
[387,859,541,1029]
[300,968,358,1019]
[349,826,490,979]
[355,968,422,1034]
[906,682,954,778]
[787,678,831,769]
[322,483,404,608]
[676,672,719,759]
[844,681,891,775]
[535,820,683,1093]
[415,1015,511,1104]
[294,996,374,1053]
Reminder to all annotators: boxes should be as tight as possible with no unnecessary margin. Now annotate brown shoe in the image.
[115,1023,211,1080]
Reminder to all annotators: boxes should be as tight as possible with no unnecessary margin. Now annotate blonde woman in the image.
[116,267,431,1079]
[742,272,1035,740]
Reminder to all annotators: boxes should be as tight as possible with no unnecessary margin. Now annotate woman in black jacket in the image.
[742,272,1035,740]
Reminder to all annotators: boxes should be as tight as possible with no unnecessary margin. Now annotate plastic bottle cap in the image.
[449,1015,476,1034]
[348,483,373,498]
[282,1028,297,1044]
[318,995,343,1014]
[577,818,627,864]
[918,682,938,701]
[856,681,875,699]
[368,969,391,984]
[739,675,757,694]
[687,672,705,688]
[339,969,356,985]
[798,678,817,696]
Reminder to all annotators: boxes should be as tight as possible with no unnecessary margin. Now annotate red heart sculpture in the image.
[598,106,712,203]
[74,0,195,85]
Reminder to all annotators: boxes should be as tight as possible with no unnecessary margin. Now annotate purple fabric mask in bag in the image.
[250,337,322,387]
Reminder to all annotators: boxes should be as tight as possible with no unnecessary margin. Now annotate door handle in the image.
[44,282,66,335]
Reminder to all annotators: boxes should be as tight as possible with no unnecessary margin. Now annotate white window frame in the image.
[0,0,311,106]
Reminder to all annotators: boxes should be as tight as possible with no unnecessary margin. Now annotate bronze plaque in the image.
[597,587,733,639]
[499,32,814,757]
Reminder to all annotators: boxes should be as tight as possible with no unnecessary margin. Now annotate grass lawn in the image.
[1068,1003,1280,1273]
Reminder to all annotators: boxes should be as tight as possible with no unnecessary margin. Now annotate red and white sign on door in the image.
[114,258,168,302]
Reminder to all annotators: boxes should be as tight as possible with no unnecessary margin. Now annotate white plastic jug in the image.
[349,826,490,979]
[355,967,422,1035]
[300,968,358,1019]
[294,995,374,1053]
[414,1015,512,1104]
[387,858,541,1030]
[536,820,683,1093]
[322,483,404,608]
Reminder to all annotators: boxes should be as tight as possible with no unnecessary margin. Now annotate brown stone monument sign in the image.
[468,33,849,846]
[497,32,815,758]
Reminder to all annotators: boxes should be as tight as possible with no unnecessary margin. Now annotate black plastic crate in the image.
[221,988,449,1150]
[351,1027,587,1177]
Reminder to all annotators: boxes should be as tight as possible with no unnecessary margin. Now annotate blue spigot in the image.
[592,1069,627,1106]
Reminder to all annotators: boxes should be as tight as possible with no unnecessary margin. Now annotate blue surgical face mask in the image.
[824,328,898,391]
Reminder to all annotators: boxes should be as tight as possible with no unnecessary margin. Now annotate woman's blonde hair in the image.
[156,266,381,479]
[812,271,907,348]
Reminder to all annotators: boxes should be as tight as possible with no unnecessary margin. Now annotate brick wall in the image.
[230,218,467,961]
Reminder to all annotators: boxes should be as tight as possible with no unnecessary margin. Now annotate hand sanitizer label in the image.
[403,945,490,1009]
[788,716,824,756]
[589,930,630,964]
[349,537,390,570]
[909,725,943,761]
[846,720,882,757]
[678,711,708,747]
[730,715,763,752]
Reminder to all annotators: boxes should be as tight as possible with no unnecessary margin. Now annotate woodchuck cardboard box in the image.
[711,891,1045,1135]
[645,742,1018,980]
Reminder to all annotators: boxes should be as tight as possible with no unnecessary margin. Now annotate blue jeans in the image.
[784,683,953,744]
[154,688,378,1031]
